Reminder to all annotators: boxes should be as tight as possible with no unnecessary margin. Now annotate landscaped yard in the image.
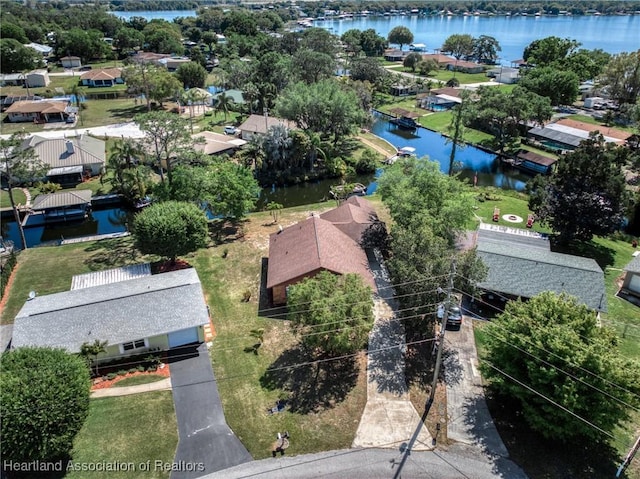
[67,392,177,479]
[112,374,166,387]
[418,111,494,144]
[0,189,27,209]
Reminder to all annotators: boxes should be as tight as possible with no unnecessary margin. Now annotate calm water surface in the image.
[114,11,639,60]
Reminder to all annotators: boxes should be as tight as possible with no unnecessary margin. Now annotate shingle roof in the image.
[556,118,631,142]
[80,68,122,81]
[192,131,246,155]
[319,196,377,243]
[267,215,375,290]
[11,268,209,353]
[477,223,551,251]
[624,254,640,274]
[476,241,607,312]
[5,100,68,114]
[31,190,92,210]
[238,114,295,135]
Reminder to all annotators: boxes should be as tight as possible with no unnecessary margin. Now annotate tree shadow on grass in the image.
[551,239,616,271]
[486,389,623,479]
[83,238,144,270]
[208,218,248,245]
[259,345,359,414]
[106,103,153,121]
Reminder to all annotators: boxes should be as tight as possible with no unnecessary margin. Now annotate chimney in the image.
[66,140,74,154]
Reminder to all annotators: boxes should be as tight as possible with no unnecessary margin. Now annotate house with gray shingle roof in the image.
[11,268,210,362]
[475,224,607,312]
[621,254,640,298]
[267,199,377,305]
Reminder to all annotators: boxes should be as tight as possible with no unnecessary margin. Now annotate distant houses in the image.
[5,99,73,124]
[60,56,82,68]
[528,118,631,152]
[80,68,123,87]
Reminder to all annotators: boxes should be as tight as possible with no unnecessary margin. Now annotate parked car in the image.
[224,125,238,135]
[445,305,462,330]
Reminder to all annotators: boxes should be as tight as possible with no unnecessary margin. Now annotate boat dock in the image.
[61,232,130,245]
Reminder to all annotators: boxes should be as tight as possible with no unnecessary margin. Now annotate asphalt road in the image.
[201,445,527,479]
[169,343,252,479]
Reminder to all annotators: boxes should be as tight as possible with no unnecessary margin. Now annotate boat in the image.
[329,183,367,198]
[390,116,419,129]
[386,146,417,165]
[0,238,15,257]
[133,196,153,210]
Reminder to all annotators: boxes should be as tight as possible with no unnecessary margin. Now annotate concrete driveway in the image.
[444,315,509,457]
[169,343,252,479]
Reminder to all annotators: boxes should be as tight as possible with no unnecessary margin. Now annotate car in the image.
[224,125,238,135]
[445,305,462,330]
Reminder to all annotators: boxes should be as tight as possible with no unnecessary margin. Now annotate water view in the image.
[113,11,638,62]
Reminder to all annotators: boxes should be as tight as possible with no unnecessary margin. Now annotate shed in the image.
[26,70,50,88]
[11,268,210,361]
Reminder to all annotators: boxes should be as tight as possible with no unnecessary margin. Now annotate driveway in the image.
[444,315,509,457]
[169,343,252,479]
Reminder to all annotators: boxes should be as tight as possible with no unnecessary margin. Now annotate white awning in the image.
[436,94,463,104]
[47,165,83,176]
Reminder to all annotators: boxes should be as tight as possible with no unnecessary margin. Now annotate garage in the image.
[168,327,200,348]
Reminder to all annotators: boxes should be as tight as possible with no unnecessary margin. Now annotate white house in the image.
[26,70,50,88]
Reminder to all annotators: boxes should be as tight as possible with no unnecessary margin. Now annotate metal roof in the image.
[31,190,92,210]
[47,165,84,176]
[528,126,583,148]
[476,241,607,312]
[25,134,105,170]
[71,263,151,290]
[12,268,209,353]
[624,254,640,274]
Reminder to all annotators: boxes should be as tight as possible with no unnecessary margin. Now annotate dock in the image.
[60,232,130,245]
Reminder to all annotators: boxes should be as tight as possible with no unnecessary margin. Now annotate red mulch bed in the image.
[152,259,192,274]
[91,363,170,391]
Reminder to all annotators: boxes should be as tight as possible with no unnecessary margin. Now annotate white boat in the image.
[386,146,417,165]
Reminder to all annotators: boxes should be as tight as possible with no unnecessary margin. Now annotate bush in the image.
[1,252,18,300]
[136,365,145,372]
[128,367,138,374]
[106,373,117,380]
[147,365,157,372]
[356,150,379,174]
[242,289,251,302]
[116,369,128,376]
[36,181,62,194]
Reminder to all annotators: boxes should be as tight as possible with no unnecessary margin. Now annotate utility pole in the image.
[617,434,640,477]
[428,259,456,407]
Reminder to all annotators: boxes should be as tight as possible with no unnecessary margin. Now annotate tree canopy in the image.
[287,271,374,356]
[600,50,640,106]
[519,66,579,106]
[441,34,475,60]
[155,164,259,219]
[0,39,42,73]
[527,134,630,243]
[0,347,91,462]
[480,292,640,443]
[387,26,413,50]
[133,201,209,262]
[175,62,207,89]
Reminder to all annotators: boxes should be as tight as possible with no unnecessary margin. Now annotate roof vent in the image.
[66,140,74,155]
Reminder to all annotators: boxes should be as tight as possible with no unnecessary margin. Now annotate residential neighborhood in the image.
[1,2,640,479]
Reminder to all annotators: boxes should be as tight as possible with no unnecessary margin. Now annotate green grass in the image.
[1,237,159,324]
[67,392,177,479]
[419,111,494,144]
[567,114,637,133]
[427,70,488,85]
[113,374,166,387]
[0,188,27,209]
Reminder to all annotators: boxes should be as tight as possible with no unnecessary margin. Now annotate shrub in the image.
[222,248,229,258]
[136,365,145,372]
[147,365,157,372]
[1,252,18,299]
[106,373,117,380]
[128,367,138,374]
[116,369,128,376]
[242,290,251,302]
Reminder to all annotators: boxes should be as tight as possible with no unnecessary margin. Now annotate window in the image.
[120,338,147,354]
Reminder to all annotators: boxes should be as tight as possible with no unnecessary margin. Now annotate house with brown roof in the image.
[447,60,484,74]
[421,53,456,67]
[5,99,72,123]
[513,150,557,175]
[80,68,123,87]
[267,197,377,305]
[192,131,247,156]
[238,114,296,141]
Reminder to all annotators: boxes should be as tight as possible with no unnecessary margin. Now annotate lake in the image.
[113,11,639,61]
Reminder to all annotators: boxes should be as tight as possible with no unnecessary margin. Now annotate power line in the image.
[481,359,615,439]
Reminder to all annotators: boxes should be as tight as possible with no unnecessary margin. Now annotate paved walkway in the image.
[353,249,433,451]
[444,316,509,457]
[91,377,172,398]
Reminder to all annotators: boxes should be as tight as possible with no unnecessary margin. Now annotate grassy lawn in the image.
[113,374,166,387]
[0,188,27,209]
[67,392,177,479]
[567,114,637,133]
[428,70,488,85]
[419,111,494,144]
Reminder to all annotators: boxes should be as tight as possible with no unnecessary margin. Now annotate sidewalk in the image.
[352,249,433,450]
[91,377,172,398]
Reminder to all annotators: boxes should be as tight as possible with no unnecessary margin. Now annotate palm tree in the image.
[306,132,327,171]
[264,124,292,170]
[242,82,260,115]
[214,92,234,121]
[107,138,145,194]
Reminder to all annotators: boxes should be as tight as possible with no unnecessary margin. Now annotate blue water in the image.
[370,114,530,190]
[112,11,638,61]
[3,207,129,250]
